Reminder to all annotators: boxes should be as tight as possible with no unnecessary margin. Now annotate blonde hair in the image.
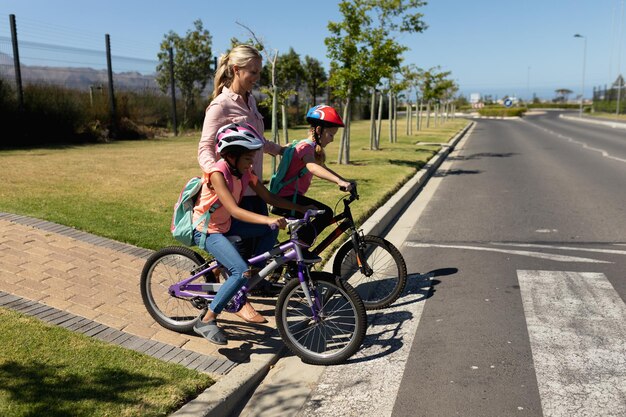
[212,45,262,100]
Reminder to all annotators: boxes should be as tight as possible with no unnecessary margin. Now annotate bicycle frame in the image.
[308,185,374,277]
[167,211,326,320]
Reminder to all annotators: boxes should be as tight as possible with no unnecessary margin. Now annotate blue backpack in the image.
[170,177,218,247]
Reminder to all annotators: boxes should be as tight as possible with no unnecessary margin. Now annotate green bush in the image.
[478,106,527,117]
[0,80,188,147]
[592,100,626,114]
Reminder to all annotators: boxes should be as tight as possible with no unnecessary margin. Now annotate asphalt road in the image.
[394,111,626,417]
[237,112,626,417]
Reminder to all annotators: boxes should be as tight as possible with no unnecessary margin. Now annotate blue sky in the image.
[1,0,624,100]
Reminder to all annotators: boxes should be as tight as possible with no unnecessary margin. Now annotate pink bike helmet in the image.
[216,122,263,155]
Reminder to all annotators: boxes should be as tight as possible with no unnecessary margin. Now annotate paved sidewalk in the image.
[0,213,280,376]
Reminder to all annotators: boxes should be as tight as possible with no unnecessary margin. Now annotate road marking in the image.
[495,242,626,256]
[522,119,626,164]
[517,270,626,417]
[405,242,611,263]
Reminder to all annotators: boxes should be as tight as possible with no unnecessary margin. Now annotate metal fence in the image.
[0,14,160,94]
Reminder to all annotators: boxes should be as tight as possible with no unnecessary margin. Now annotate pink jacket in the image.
[198,87,281,196]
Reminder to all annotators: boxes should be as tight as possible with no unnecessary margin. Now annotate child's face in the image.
[318,127,339,147]
[232,150,257,172]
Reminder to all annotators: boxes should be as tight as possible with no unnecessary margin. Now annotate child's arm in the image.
[302,154,352,190]
[251,181,313,214]
[212,172,287,229]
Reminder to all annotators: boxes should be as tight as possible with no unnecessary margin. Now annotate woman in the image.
[198,45,282,320]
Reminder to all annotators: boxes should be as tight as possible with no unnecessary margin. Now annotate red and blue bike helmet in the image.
[306,105,345,128]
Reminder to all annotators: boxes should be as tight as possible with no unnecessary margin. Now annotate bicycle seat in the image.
[226,235,242,244]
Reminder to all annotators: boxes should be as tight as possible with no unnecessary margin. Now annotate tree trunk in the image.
[426,101,431,128]
[369,89,377,150]
[337,88,352,164]
[406,100,411,136]
[388,91,393,143]
[393,96,398,143]
[281,101,289,144]
[376,93,383,149]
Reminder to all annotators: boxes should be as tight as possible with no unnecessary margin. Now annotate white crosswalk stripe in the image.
[518,270,626,417]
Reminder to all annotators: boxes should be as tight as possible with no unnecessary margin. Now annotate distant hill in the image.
[0,52,159,91]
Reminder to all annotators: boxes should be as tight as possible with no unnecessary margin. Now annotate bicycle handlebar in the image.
[339,182,359,201]
[285,209,325,233]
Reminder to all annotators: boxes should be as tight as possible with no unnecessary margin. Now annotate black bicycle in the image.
[273,184,407,310]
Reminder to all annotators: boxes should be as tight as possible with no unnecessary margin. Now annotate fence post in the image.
[168,47,178,136]
[105,34,117,137]
[9,14,24,110]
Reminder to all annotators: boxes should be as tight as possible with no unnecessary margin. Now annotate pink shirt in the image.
[192,159,258,234]
[278,139,316,197]
[198,86,281,196]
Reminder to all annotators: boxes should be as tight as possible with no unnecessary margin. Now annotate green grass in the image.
[588,111,626,121]
[0,117,468,254]
[0,307,213,417]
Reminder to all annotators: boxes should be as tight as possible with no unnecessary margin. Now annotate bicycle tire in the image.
[140,246,208,333]
[333,235,407,310]
[275,271,366,365]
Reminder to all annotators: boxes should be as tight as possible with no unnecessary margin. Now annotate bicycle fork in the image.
[351,231,374,276]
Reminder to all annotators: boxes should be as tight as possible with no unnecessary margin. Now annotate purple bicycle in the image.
[140,210,366,365]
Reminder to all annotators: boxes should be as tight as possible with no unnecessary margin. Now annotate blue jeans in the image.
[194,217,278,314]
[194,230,247,314]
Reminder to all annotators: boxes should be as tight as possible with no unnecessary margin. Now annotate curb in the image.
[559,114,626,130]
[182,119,475,417]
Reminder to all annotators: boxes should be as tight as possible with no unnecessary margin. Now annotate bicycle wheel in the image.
[140,246,209,333]
[333,235,407,310]
[275,271,366,365]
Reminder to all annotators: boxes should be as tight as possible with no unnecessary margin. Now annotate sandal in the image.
[235,301,267,323]
[193,320,228,345]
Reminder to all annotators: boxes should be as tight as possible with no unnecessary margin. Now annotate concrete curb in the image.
[173,119,475,417]
[171,331,285,417]
[559,114,626,130]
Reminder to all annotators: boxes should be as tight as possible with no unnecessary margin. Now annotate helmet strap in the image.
[224,155,243,179]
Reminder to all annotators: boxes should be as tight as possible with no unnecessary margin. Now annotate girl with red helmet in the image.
[271,105,354,261]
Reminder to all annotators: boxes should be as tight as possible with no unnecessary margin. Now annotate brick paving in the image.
[0,212,280,376]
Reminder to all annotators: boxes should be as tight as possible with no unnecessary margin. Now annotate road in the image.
[238,111,626,417]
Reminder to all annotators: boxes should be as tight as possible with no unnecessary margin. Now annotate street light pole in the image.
[574,34,587,117]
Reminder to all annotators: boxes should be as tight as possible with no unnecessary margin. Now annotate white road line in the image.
[517,270,626,417]
[405,242,611,263]
[522,119,626,164]
[493,242,626,256]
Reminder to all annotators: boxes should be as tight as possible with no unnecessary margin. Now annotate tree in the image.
[276,48,304,111]
[302,56,327,107]
[554,88,573,103]
[326,0,427,164]
[156,20,212,126]
[420,66,454,127]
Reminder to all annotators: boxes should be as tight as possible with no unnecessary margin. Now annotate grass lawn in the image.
[0,116,469,416]
[0,117,468,254]
[588,111,626,121]
[0,307,212,417]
